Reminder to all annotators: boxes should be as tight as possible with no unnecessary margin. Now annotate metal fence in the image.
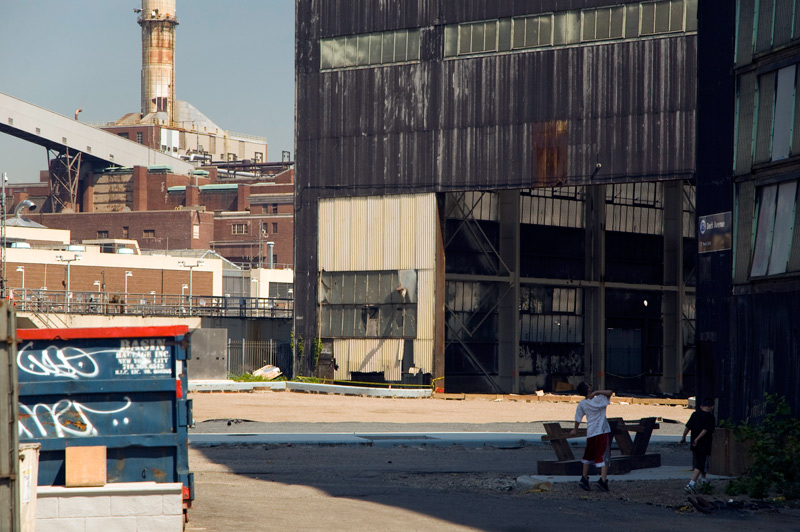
[227,339,292,377]
[10,288,292,319]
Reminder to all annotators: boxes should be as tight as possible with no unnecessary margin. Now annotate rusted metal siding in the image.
[298,2,696,196]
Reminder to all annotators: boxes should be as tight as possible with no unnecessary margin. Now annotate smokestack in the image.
[267,242,275,269]
[139,0,178,125]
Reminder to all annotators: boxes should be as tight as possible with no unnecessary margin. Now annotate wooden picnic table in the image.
[537,417,662,475]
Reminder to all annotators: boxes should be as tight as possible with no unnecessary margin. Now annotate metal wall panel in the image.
[755,0,776,53]
[734,181,755,283]
[333,338,406,380]
[754,71,776,164]
[319,194,437,271]
[320,194,437,380]
[727,290,800,421]
[774,0,795,47]
[736,0,755,66]
[735,73,757,175]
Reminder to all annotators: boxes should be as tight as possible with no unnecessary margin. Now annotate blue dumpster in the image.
[16,326,193,507]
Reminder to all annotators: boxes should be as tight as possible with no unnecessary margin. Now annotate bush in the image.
[724,394,800,499]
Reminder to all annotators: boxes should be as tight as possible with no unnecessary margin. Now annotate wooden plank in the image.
[543,423,575,461]
[537,456,634,476]
[627,453,661,470]
[609,418,635,455]
[631,417,658,455]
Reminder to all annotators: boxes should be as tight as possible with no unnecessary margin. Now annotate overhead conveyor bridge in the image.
[0,91,194,210]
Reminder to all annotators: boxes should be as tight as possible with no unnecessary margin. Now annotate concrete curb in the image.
[189,432,685,449]
[188,380,432,397]
[187,380,688,406]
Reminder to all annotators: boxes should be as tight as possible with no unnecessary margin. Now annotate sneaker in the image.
[579,476,590,491]
[685,483,697,494]
[596,478,609,492]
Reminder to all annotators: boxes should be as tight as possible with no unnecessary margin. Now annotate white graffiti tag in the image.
[16,342,111,379]
[18,397,132,439]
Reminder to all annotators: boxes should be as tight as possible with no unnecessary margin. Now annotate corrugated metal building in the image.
[296,0,699,394]
[698,1,800,421]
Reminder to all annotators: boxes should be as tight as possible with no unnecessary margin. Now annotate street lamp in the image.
[55,253,81,312]
[181,284,188,296]
[178,260,203,313]
[16,266,24,290]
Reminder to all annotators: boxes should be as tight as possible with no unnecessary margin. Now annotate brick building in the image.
[6,164,294,269]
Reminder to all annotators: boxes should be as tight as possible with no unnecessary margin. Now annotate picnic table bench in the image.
[537,417,662,476]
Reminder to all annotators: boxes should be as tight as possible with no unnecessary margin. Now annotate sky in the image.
[0,0,295,183]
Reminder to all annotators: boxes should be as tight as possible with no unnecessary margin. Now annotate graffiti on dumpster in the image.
[17,339,172,379]
[17,342,102,379]
[18,396,133,438]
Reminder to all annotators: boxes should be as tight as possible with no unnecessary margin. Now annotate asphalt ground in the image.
[183,389,800,531]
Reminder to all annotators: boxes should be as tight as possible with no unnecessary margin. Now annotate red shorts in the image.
[582,433,611,467]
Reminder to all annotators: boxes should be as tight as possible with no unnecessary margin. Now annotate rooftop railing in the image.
[10,288,293,319]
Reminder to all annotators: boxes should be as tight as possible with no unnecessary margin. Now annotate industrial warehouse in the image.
[295,0,699,397]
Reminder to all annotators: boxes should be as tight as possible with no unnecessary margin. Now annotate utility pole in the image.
[1,172,6,299]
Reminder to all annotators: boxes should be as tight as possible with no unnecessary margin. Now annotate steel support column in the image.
[497,190,520,393]
[47,148,82,212]
[662,181,684,393]
[584,185,606,389]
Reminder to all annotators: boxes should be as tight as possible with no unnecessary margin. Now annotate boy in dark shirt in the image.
[682,398,716,493]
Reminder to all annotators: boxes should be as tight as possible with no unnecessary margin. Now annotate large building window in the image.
[442,1,695,60]
[640,0,685,35]
[232,223,248,235]
[319,270,417,338]
[582,6,625,42]
[512,14,554,49]
[750,180,798,277]
[320,28,421,70]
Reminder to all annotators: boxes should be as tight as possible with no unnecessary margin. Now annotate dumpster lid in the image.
[17,325,190,341]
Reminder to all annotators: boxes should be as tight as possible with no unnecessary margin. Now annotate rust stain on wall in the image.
[531,121,568,187]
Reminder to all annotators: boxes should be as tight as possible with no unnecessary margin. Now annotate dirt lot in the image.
[188,390,693,431]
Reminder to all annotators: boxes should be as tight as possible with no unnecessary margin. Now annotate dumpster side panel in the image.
[16,326,192,502]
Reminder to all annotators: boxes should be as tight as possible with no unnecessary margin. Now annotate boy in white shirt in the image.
[570,382,614,492]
